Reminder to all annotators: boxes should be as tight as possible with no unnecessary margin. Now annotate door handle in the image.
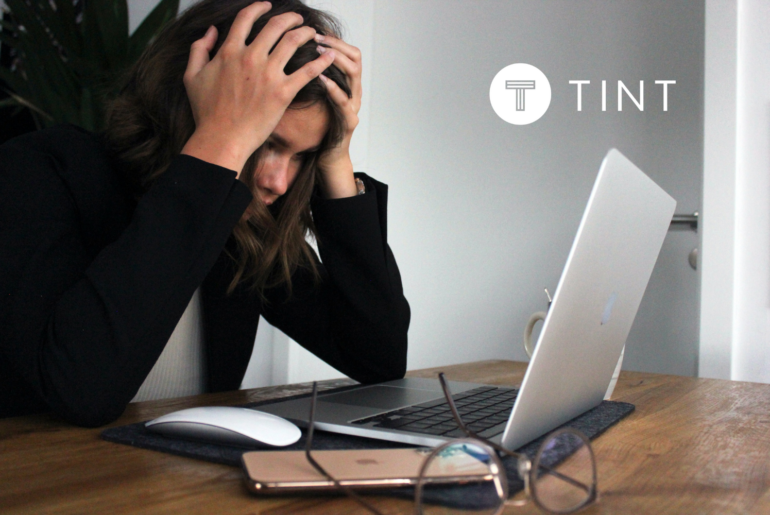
[669,212,698,270]
[670,211,698,231]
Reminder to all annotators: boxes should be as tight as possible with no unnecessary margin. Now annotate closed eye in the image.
[293,150,315,162]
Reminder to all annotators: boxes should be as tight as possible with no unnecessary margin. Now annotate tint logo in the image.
[490,64,677,124]
[569,80,676,111]
[489,63,552,125]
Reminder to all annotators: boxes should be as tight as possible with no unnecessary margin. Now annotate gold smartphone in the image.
[241,448,491,494]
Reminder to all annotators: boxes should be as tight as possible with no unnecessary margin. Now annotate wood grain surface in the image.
[1,360,769,514]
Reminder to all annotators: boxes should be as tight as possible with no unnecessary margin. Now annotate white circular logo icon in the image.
[489,63,551,125]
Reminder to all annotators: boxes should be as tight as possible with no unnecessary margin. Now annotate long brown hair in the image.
[104,0,351,296]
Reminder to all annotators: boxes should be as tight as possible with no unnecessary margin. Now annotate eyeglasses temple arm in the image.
[438,372,517,459]
[304,382,386,515]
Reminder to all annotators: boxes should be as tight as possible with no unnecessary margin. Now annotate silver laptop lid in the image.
[501,148,676,450]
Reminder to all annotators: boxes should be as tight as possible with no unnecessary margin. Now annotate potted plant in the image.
[0,0,178,132]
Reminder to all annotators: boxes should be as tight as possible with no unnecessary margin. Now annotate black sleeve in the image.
[261,174,411,384]
[0,143,252,426]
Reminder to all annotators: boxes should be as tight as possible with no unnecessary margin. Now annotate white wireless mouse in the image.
[145,406,302,448]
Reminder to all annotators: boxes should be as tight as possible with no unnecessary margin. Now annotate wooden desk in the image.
[2,360,770,514]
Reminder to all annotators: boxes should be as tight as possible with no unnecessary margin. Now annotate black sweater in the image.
[0,125,410,426]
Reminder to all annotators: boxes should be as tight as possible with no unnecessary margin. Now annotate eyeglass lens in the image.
[531,430,596,513]
[417,432,595,515]
[416,439,507,515]
[421,374,597,514]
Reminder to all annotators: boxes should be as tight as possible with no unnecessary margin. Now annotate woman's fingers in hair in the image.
[184,25,218,83]
[318,47,361,104]
[319,74,359,133]
[250,11,305,54]
[270,26,319,71]
[315,35,362,105]
[317,45,356,82]
[318,73,349,107]
[315,34,361,65]
[286,49,336,93]
[226,1,273,47]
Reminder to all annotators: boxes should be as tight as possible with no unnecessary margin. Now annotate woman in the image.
[0,0,410,426]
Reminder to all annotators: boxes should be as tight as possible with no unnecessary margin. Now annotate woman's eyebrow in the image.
[297,144,322,155]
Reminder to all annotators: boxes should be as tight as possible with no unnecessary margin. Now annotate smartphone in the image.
[241,448,491,494]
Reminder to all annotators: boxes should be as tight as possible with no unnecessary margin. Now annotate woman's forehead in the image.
[269,104,329,152]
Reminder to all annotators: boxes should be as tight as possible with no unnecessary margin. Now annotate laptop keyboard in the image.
[350,386,518,439]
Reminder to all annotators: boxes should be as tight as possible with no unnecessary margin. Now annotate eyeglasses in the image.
[304,374,598,514]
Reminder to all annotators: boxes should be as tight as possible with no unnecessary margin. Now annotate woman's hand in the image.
[181,2,335,177]
[315,34,363,199]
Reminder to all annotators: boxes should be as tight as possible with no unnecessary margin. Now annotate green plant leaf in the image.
[0,96,20,109]
[82,0,129,70]
[4,0,79,103]
[2,9,79,124]
[3,0,49,40]
[0,88,52,121]
[7,13,81,115]
[79,85,95,132]
[2,0,162,131]
[0,18,19,35]
[34,0,83,58]
[79,0,109,71]
[0,67,28,97]
[0,30,19,51]
[128,0,179,62]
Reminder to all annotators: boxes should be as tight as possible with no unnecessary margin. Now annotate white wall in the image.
[700,0,737,380]
[129,0,198,33]
[374,1,704,373]
[732,0,770,383]
[701,0,770,383]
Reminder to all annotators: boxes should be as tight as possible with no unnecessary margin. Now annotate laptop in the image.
[261,149,676,451]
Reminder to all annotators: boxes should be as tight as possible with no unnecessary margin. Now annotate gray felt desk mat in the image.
[102,387,634,507]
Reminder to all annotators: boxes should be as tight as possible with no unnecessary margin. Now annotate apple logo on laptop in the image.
[356,459,379,466]
[601,292,618,325]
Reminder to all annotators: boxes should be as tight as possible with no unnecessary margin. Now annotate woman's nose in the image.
[261,156,290,197]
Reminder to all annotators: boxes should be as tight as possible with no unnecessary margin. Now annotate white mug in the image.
[522,311,547,358]
[523,310,624,400]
